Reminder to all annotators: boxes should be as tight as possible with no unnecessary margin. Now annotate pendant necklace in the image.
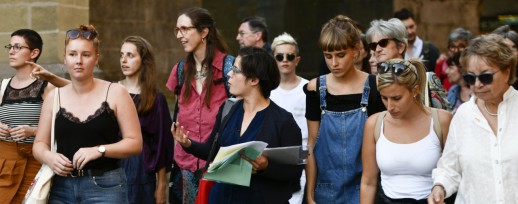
[483,103,498,116]
[195,65,208,80]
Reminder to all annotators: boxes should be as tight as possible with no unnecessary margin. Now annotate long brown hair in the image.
[179,7,229,108]
[122,36,157,114]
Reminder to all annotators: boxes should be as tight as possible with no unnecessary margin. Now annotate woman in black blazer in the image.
[173,46,303,204]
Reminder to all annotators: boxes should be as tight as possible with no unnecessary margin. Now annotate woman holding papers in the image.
[173,46,303,203]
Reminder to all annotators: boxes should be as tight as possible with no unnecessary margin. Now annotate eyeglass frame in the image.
[274,53,297,62]
[368,38,399,51]
[230,65,243,76]
[462,69,501,86]
[4,44,31,53]
[175,26,196,36]
[66,29,97,40]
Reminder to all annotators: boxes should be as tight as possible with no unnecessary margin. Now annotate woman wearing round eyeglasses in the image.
[33,25,142,203]
[429,34,518,203]
[118,36,174,204]
[165,7,233,204]
[173,46,303,203]
[360,59,452,203]
[0,29,66,204]
[366,18,408,63]
[304,15,385,204]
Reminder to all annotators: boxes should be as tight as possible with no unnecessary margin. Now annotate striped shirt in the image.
[0,78,47,144]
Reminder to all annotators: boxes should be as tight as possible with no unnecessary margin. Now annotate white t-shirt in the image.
[270,76,308,204]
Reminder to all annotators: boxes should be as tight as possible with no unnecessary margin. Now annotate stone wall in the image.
[0,0,89,78]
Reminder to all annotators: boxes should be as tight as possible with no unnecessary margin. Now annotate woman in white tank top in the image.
[360,59,452,203]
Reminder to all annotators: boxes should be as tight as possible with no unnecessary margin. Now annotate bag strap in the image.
[203,98,241,171]
[0,78,11,105]
[430,108,443,149]
[374,111,387,142]
[51,89,59,152]
[222,55,235,97]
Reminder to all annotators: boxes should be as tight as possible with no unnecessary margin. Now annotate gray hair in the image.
[448,27,472,45]
[271,32,299,54]
[366,18,408,47]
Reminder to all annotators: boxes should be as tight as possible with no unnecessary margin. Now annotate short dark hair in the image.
[238,46,279,98]
[394,8,415,21]
[446,52,462,68]
[241,16,268,42]
[11,29,43,63]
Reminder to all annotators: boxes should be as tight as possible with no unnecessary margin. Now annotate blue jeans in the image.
[49,168,128,204]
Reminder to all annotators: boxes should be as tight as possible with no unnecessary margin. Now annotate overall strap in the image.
[318,75,327,111]
[374,111,387,142]
[430,108,443,148]
[105,82,113,102]
[360,76,371,107]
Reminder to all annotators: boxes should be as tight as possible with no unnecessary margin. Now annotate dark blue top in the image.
[209,101,266,203]
[185,100,303,204]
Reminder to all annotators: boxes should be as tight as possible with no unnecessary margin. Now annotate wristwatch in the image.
[97,145,106,157]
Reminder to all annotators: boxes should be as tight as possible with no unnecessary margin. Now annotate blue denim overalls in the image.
[314,75,370,204]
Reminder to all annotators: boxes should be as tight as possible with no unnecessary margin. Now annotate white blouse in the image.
[432,87,518,204]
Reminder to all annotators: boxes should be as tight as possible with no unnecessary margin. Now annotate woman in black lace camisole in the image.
[33,25,142,204]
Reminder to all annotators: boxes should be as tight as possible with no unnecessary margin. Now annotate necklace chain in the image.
[483,103,498,116]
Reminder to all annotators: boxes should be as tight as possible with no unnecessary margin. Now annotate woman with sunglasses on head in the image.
[0,29,68,204]
[445,52,471,115]
[166,7,233,204]
[174,46,303,203]
[304,15,385,204]
[429,34,518,204]
[32,25,142,203]
[269,32,308,204]
[366,18,407,63]
[360,59,452,204]
[118,36,174,204]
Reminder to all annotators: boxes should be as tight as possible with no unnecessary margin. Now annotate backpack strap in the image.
[374,111,387,142]
[172,60,185,123]
[430,108,443,149]
[222,55,235,97]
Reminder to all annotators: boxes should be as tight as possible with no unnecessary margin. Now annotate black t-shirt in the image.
[304,74,386,121]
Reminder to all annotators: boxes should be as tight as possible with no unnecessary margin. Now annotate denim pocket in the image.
[315,182,335,204]
[91,169,124,189]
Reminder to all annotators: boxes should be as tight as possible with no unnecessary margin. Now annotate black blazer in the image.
[185,100,303,204]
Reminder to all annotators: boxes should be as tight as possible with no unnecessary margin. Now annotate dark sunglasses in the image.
[377,62,408,75]
[66,29,97,40]
[462,69,501,85]
[274,53,296,62]
[368,38,396,51]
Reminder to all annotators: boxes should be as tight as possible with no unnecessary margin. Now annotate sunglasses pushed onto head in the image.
[66,29,97,40]
[377,61,410,76]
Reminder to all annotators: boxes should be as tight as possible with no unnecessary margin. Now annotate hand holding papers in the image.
[204,141,268,187]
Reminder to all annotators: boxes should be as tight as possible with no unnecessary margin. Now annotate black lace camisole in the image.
[55,83,120,170]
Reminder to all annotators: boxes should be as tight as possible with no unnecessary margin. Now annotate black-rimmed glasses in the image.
[175,26,196,36]
[463,69,501,85]
[274,53,296,62]
[66,29,97,40]
[368,38,397,51]
[4,44,30,53]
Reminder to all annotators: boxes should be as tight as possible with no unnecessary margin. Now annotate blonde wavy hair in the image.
[377,58,427,112]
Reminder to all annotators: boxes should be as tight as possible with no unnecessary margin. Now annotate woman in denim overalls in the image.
[304,15,385,204]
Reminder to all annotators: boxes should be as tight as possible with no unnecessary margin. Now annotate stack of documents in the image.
[204,141,268,186]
